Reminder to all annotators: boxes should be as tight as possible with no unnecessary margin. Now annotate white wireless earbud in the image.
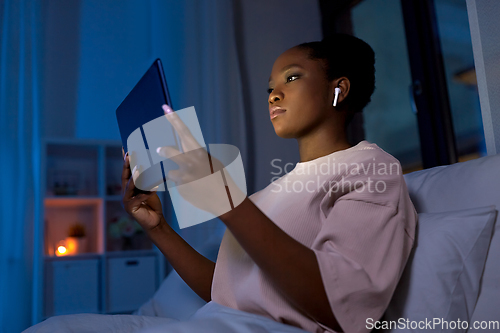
[333,87,341,107]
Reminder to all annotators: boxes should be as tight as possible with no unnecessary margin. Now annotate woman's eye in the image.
[267,74,300,94]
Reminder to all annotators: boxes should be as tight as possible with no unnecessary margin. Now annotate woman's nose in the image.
[268,90,283,104]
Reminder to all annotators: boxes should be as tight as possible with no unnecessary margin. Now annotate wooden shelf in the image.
[34,139,165,321]
[45,197,102,206]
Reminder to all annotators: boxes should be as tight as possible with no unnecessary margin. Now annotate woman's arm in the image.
[121,151,215,302]
[145,218,215,302]
[219,197,342,332]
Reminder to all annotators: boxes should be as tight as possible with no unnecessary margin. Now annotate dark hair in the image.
[297,34,376,114]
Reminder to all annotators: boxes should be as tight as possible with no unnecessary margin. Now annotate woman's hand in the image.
[121,147,165,231]
[121,147,216,303]
[158,104,244,216]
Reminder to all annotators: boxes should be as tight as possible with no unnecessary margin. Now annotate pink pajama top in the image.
[211,141,417,333]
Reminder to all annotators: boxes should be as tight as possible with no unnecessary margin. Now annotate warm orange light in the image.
[56,245,67,256]
[65,237,77,254]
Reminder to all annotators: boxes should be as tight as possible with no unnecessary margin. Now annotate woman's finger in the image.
[121,152,131,193]
[166,169,182,184]
[124,167,153,199]
[123,167,137,200]
[162,104,203,152]
[126,194,154,216]
[125,164,143,197]
[157,146,192,166]
[128,192,155,211]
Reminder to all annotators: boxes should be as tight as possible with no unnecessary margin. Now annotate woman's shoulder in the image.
[342,140,401,165]
[310,140,403,181]
[340,141,404,183]
[321,141,405,202]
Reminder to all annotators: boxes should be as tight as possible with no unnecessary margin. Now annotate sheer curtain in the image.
[0,0,42,332]
[70,0,249,246]
[74,0,249,251]
[151,0,250,249]
[0,0,249,330]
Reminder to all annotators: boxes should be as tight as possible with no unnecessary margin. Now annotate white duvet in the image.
[23,301,309,333]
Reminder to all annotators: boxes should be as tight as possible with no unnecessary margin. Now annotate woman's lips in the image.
[270,107,286,120]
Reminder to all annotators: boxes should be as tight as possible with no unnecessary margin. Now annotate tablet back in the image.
[115,59,178,191]
[116,59,174,153]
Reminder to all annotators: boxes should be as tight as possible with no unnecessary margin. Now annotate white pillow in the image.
[383,206,497,333]
[135,269,207,320]
[135,226,224,319]
[403,153,500,326]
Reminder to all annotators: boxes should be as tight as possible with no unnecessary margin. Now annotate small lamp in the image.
[55,240,68,256]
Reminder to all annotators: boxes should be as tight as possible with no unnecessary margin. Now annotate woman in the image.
[25,34,416,333]
[122,33,417,333]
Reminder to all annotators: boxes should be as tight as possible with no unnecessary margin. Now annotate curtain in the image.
[149,0,249,248]
[467,0,500,155]
[0,0,42,332]
[76,0,249,252]
[70,0,249,247]
[0,0,249,329]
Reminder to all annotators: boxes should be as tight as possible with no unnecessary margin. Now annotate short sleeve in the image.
[312,168,416,333]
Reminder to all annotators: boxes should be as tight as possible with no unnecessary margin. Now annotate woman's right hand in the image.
[121,148,165,232]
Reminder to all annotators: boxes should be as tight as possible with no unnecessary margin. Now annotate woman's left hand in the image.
[157,104,244,216]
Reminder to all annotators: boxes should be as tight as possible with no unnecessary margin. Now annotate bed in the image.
[24,153,500,333]
[136,153,500,333]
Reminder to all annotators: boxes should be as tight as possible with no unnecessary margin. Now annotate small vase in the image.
[65,237,88,254]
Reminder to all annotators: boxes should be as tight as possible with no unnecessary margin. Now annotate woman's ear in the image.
[332,77,350,108]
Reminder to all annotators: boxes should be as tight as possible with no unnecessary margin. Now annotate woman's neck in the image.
[296,126,351,163]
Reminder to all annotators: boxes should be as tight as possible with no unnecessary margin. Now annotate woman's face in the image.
[268,47,333,139]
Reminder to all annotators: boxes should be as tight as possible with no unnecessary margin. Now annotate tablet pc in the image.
[116,59,179,191]
[116,59,176,152]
